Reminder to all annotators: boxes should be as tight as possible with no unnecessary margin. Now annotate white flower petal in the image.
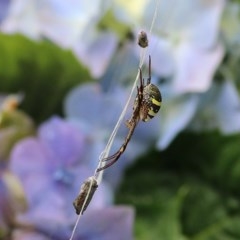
[152,0,224,48]
[1,0,41,39]
[172,41,224,94]
[187,0,225,48]
[113,0,148,25]
[73,30,118,78]
[189,81,240,134]
[1,0,104,47]
[157,93,199,149]
[216,81,240,134]
[140,34,174,77]
[40,0,104,48]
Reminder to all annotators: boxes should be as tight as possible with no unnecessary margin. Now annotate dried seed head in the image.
[73,176,98,215]
[138,31,148,48]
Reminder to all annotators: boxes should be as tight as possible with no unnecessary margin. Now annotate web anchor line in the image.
[70,1,161,239]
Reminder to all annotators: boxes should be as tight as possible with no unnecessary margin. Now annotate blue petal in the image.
[0,0,10,23]
[157,91,199,149]
[75,207,134,240]
[38,116,85,166]
[189,81,240,134]
[216,81,240,133]
[64,83,126,130]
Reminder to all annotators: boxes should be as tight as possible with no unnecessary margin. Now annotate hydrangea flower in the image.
[0,0,10,23]
[114,0,225,92]
[189,80,240,133]
[64,83,160,188]
[0,0,118,78]
[12,206,134,240]
[1,0,103,45]
[2,0,239,154]
[109,0,227,148]
[8,116,134,239]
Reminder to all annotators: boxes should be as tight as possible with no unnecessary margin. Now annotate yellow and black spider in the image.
[97,56,162,172]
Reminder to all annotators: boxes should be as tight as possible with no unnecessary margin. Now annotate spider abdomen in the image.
[140,83,162,122]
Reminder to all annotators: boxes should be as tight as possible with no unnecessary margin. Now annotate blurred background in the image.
[1,0,240,239]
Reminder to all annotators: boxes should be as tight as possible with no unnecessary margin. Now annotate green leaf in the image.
[116,131,240,239]
[0,33,92,123]
[0,109,35,160]
[98,10,131,41]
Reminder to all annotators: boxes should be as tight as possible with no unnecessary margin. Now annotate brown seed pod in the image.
[138,30,148,48]
[73,176,98,215]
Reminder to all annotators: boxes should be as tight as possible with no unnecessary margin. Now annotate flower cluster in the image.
[0,116,134,239]
[1,1,240,238]
[2,0,238,151]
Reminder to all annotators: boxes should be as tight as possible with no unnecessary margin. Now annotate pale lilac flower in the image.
[12,207,134,240]
[1,0,118,78]
[156,86,199,149]
[64,83,160,187]
[145,0,225,94]
[0,0,10,23]
[73,29,118,78]
[7,117,135,239]
[189,80,240,134]
[111,0,226,149]
[9,117,112,216]
[1,0,103,45]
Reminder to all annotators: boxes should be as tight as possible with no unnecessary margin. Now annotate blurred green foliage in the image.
[0,109,35,161]
[98,10,132,42]
[117,131,240,240]
[0,33,91,123]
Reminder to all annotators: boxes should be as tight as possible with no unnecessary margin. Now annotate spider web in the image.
[69,0,176,239]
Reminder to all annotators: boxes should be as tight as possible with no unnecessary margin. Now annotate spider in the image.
[96,56,162,172]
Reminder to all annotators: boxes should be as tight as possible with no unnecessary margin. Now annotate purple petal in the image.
[1,1,41,39]
[12,230,50,240]
[216,81,240,133]
[103,43,139,88]
[38,117,85,166]
[145,34,174,77]
[189,81,240,134]
[75,206,134,240]
[64,83,126,130]
[73,31,118,78]
[9,138,52,205]
[0,0,10,23]
[186,0,225,48]
[157,93,199,149]
[172,42,224,93]
[9,138,51,177]
[1,0,104,45]
[40,0,104,48]
[149,0,224,48]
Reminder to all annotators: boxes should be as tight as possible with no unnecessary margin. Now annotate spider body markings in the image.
[137,81,162,122]
[96,56,162,172]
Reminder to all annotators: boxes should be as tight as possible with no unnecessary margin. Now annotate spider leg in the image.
[96,147,124,172]
[147,55,151,85]
[96,155,121,172]
[137,85,140,94]
[97,119,139,172]
[96,64,144,172]
[139,67,144,90]
[101,150,121,162]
